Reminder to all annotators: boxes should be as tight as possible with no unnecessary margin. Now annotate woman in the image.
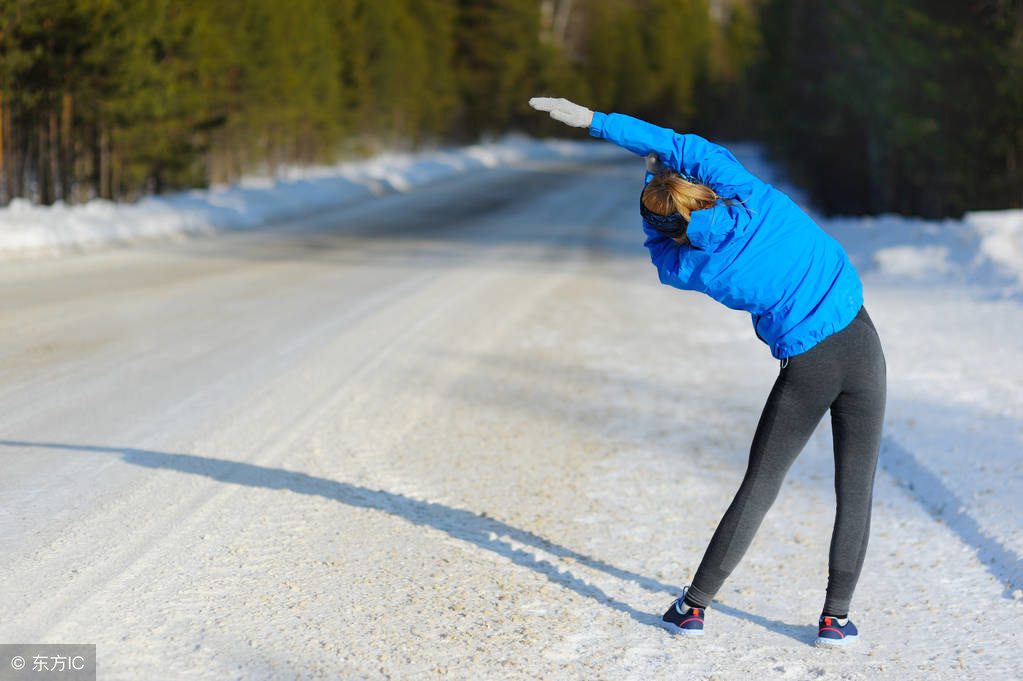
[529,97,886,647]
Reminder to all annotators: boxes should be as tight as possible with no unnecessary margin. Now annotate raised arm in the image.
[591,112,758,198]
[529,97,760,199]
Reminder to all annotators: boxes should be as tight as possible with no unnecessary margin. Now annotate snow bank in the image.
[823,210,1023,299]
[0,136,624,261]
[3,136,1020,300]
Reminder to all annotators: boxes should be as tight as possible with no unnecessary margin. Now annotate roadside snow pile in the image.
[3,134,1020,297]
[0,135,624,261]
[971,210,1023,285]
[826,210,1023,299]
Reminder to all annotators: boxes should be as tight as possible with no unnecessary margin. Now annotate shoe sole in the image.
[814,634,858,647]
[661,622,704,637]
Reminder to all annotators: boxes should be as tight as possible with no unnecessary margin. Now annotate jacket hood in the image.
[685,201,753,252]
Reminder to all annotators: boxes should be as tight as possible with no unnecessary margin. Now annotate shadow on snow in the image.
[0,439,809,644]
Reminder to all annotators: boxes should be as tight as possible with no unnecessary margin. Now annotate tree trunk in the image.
[49,109,59,203]
[39,115,52,204]
[60,93,72,202]
[553,0,573,45]
[111,138,121,201]
[0,87,5,205]
[99,125,110,200]
[13,113,27,200]
[76,131,88,203]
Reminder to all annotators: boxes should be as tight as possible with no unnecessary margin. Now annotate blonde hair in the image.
[641,172,723,246]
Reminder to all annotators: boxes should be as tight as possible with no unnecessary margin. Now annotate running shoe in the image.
[815,615,859,647]
[661,586,705,636]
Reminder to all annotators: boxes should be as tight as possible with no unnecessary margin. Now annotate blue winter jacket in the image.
[589,111,863,359]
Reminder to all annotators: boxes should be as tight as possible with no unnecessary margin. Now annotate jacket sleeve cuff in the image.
[588,111,607,138]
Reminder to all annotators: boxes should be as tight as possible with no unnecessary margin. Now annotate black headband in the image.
[639,200,686,233]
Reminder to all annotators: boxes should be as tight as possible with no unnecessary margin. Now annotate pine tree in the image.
[0,0,773,205]
[454,0,547,136]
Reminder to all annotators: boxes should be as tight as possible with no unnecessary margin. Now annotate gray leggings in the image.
[686,307,886,616]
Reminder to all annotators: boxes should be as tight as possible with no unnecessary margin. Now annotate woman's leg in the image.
[822,315,887,616]
[685,347,842,608]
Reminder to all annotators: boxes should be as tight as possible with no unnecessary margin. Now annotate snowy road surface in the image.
[1,155,1021,680]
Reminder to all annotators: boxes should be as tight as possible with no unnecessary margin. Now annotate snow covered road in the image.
[1,155,1020,680]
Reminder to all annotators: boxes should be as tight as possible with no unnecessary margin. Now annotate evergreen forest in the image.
[1,0,1020,217]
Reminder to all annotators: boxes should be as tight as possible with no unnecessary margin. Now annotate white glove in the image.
[528,97,594,129]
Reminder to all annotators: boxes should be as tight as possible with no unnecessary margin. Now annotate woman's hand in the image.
[528,97,593,129]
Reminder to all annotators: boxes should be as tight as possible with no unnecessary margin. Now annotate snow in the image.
[0,135,623,261]
[1,138,1021,679]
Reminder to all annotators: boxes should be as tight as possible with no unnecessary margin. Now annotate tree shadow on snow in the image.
[1,439,810,644]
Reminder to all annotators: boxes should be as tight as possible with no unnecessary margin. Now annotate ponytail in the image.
[641,172,729,247]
